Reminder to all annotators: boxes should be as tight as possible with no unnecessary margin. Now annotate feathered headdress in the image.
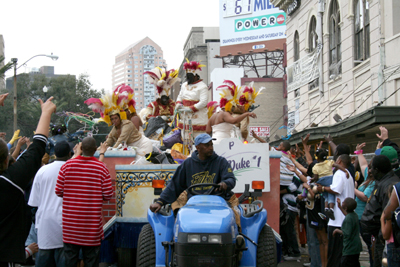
[207,101,219,119]
[216,80,239,112]
[183,58,206,74]
[143,67,180,97]
[237,82,264,111]
[84,84,136,126]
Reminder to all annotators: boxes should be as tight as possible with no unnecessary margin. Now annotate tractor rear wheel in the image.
[257,224,277,267]
[136,224,156,267]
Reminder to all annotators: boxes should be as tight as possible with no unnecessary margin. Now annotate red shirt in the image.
[55,156,113,246]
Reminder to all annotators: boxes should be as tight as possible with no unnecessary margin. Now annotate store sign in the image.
[220,0,287,47]
[287,0,301,16]
[287,44,321,93]
[214,138,270,192]
[249,126,270,137]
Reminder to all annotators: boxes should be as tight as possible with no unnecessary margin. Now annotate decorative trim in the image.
[115,170,175,217]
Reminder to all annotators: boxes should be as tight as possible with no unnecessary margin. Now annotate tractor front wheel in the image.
[136,224,156,267]
[257,224,277,267]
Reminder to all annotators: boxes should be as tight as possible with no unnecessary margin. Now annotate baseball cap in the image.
[194,133,216,146]
[375,146,398,164]
[55,141,71,158]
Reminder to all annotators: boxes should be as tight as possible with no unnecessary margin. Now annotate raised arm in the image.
[324,134,337,154]
[251,130,267,144]
[223,111,256,124]
[355,143,368,177]
[301,134,313,165]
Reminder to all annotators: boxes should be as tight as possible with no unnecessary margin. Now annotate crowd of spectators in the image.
[0,94,112,267]
[254,125,400,267]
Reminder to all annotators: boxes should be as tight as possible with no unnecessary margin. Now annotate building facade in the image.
[271,0,400,148]
[112,37,166,111]
[172,27,221,101]
[0,35,5,90]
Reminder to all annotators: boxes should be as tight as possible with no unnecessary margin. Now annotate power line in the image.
[346,65,400,119]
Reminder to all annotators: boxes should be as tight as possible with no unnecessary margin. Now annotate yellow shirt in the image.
[312,160,334,177]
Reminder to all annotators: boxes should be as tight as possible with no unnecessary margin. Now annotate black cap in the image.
[55,141,71,158]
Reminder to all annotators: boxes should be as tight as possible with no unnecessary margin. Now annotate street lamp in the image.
[43,86,48,101]
[12,54,59,132]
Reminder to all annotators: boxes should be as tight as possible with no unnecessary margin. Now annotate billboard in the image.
[219,0,287,47]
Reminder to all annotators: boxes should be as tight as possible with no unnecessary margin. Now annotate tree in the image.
[0,56,13,79]
[0,73,110,143]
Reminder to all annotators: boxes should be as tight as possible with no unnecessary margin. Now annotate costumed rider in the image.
[175,59,209,137]
[84,84,153,156]
[233,81,263,141]
[149,133,242,229]
[206,80,257,144]
[142,67,180,122]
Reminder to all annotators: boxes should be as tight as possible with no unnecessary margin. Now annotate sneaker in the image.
[303,263,311,267]
[325,209,335,220]
[283,254,301,261]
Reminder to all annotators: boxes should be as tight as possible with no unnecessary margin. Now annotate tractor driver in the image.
[150,133,239,222]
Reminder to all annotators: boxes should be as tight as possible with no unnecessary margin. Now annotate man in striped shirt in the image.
[55,137,113,267]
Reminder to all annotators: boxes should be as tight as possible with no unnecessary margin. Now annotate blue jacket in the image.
[159,151,236,204]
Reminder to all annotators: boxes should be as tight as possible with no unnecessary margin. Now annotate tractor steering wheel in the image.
[187,183,225,196]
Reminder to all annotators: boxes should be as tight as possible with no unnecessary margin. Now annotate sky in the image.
[1,0,220,91]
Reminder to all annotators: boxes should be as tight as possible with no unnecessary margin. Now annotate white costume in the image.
[212,122,241,144]
[176,80,209,136]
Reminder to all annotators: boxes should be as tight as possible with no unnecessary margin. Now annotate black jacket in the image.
[361,170,400,236]
[159,151,236,204]
[0,135,47,263]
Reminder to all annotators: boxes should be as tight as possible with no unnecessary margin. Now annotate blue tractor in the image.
[136,182,279,267]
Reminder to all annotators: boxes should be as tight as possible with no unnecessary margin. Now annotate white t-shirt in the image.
[328,169,355,227]
[28,161,65,249]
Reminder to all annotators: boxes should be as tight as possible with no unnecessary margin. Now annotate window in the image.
[135,74,138,77]
[127,75,131,77]
[135,70,138,73]
[294,31,300,62]
[329,0,342,75]
[309,16,318,52]
[134,56,138,59]
[354,0,370,63]
[135,79,138,82]
[294,89,300,98]
[128,79,132,82]
[127,70,131,73]
[135,61,138,64]
[128,65,132,68]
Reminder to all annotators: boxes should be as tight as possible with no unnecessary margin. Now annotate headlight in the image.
[208,234,222,244]
[188,234,200,243]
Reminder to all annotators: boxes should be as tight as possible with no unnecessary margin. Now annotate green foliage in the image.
[0,73,111,144]
[0,56,13,79]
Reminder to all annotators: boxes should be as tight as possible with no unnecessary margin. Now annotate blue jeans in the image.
[317,175,335,205]
[36,248,65,267]
[306,222,321,267]
[387,243,400,267]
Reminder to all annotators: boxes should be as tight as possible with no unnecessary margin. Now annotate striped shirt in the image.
[55,156,113,246]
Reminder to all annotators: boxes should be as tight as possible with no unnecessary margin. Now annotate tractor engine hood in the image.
[174,195,237,235]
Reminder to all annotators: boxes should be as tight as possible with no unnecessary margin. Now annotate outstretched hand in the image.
[324,134,333,143]
[356,143,366,151]
[376,126,389,141]
[247,112,257,118]
[0,93,9,106]
[38,96,56,114]
[301,133,310,145]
